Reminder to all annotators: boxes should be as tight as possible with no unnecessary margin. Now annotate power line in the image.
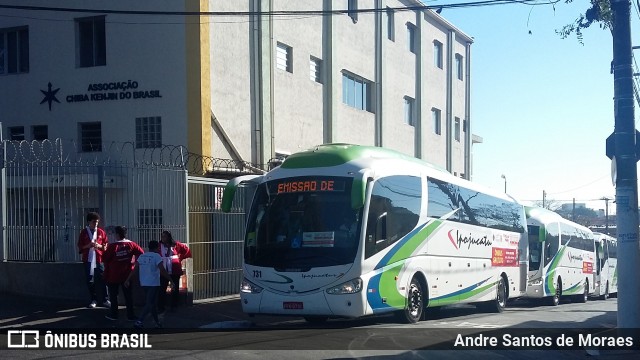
[0,1,561,18]
[543,175,610,196]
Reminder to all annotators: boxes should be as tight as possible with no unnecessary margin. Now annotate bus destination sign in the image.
[270,178,346,194]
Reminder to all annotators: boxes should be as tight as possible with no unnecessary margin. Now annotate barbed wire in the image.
[0,138,270,176]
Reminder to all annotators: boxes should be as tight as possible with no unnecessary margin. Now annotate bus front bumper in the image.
[240,289,367,318]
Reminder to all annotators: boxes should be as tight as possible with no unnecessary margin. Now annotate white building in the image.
[0,0,477,177]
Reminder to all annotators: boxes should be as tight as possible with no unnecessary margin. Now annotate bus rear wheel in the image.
[600,282,609,300]
[490,277,507,313]
[574,280,588,303]
[395,277,424,323]
[548,280,561,306]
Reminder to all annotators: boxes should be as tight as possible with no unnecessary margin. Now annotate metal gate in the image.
[187,176,251,301]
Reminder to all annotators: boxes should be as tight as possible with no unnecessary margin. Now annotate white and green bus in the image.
[525,206,596,305]
[593,232,618,300]
[222,144,528,323]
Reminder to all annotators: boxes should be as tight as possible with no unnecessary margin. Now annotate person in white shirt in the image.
[125,240,172,328]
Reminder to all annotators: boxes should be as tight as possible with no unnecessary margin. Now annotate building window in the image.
[348,0,358,23]
[0,27,29,74]
[432,108,441,135]
[434,40,443,69]
[309,56,321,83]
[342,71,374,113]
[404,97,415,126]
[32,125,48,141]
[386,7,395,41]
[276,42,292,73]
[407,23,416,54]
[456,53,464,80]
[463,119,468,133]
[79,122,102,152]
[138,209,162,245]
[8,126,24,141]
[76,16,106,68]
[135,116,162,148]
[454,117,461,141]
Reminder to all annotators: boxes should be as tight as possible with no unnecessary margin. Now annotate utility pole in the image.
[572,198,576,222]
[542,190,546,209]
[607,0,640,329]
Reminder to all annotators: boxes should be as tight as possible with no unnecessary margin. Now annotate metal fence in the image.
[187,177,253,301]
[0,138,260,301]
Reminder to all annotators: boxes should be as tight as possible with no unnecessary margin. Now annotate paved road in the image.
[1,292,637,359]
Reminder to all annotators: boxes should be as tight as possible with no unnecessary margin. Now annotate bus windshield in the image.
[528,225,542,271]
[244,176,362,268]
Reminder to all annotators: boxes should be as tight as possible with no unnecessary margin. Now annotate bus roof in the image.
[525,206,592,233]
[280,143,447,172]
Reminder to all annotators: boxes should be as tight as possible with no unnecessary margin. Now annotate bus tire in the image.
[600,282,609,301]
[548,279,561,306]
[574,279,588,303]
[493,276,507,313]
[395,277,424,324]
[481,276,507,313]
[304,316,328,324]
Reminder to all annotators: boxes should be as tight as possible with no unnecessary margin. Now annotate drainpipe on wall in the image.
[250,0,263,165]
[322,0,335,144]
[464,41,472,180]
[268,0,275,162]
[415,10,423,158]
[374,0,384,147]
[445,30,454,173]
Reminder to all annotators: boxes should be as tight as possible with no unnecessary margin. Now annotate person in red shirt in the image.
[102,226,144,321]
[76,212,110,309]
[157,230,192,313]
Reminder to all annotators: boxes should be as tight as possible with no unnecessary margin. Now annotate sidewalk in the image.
[0,292,293,329]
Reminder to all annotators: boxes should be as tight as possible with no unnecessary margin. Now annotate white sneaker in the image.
[88,301,97,308]
[102,300,111,308]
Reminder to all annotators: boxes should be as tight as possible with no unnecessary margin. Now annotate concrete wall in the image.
[0,0,189,151]
[0,262,190,306]
[0,262,88,301]
[209,1,253,162]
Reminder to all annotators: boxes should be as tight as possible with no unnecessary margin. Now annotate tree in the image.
[557,0,613,43]
[556,206,599,226]
[531,199,562,211]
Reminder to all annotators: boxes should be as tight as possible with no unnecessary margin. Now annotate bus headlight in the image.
[241,278,263,294]
[326,278,363,295]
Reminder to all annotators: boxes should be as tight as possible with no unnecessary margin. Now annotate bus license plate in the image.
[283,302,303,310]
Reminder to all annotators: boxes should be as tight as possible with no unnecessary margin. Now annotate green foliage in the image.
[557,0,613,44]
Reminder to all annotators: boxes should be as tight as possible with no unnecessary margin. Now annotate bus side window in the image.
[375,212,388,246]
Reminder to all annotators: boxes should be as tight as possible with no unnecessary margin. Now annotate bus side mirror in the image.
[221,175,262,213]
[375,212,388,243]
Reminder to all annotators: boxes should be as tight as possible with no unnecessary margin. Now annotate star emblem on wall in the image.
[40,82,60,111]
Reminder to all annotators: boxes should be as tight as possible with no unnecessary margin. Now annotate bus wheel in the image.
[575,280,588,303]
[395,277,424,323]
[304,316,328,324]
[601,282,609,301]
[490,277,507,313]
[548,281,561,306]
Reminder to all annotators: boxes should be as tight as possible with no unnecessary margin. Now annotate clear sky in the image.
[437,1,635,214]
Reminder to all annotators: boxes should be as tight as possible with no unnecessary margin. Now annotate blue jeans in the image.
[83,262,108,303]
[139,286,160,324]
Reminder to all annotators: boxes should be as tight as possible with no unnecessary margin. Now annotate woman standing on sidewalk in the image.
[157,230,191,313]
[103,226,144,321]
